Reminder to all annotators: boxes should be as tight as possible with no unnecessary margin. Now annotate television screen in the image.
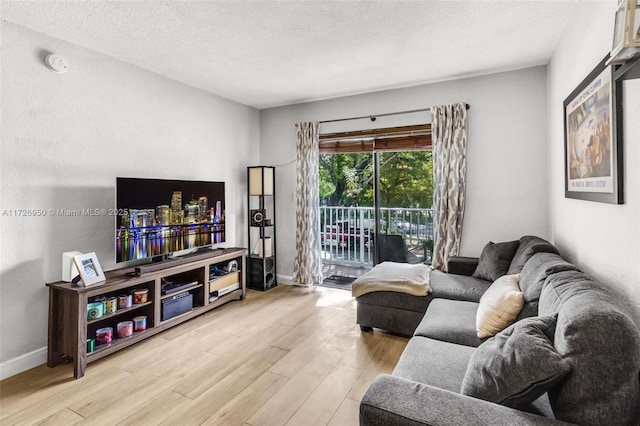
[116,177,225,263]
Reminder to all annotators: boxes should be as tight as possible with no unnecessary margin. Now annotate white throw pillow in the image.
[476,274,524,338]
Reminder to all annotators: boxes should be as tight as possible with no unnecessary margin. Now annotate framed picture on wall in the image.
[563,55,623,204]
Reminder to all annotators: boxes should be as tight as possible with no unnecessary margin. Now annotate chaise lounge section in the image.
[355,235,559,336]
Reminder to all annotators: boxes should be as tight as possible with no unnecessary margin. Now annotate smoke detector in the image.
[44,54,69,74]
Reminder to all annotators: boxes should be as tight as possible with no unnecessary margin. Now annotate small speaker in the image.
[248,257,276,291]
[250,209,265,226]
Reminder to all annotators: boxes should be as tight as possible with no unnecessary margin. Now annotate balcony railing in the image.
[320,206,434,267]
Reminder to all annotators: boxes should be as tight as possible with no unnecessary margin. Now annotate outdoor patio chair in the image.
[377,234,423,264]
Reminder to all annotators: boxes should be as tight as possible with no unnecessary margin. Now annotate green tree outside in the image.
[319,151,433,208]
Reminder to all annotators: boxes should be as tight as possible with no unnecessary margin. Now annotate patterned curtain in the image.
[431,103,468,271]
[292,122,323,285]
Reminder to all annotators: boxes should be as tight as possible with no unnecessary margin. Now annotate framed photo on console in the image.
[73,252,106,287]
[563,55,623,204]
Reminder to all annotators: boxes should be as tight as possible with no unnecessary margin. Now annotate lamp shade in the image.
[610,0,640,64]
[248,166,274,196]
[258,237,272,257]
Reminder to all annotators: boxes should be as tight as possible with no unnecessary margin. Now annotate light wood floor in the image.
[0,285,408,425]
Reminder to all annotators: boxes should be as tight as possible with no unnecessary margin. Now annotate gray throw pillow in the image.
[460,315,571,409]
[472,240,519,282]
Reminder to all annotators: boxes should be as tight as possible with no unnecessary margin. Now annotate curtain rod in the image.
[317,103,470,125]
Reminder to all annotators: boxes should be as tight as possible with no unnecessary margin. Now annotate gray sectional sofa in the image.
[357,236,640,425]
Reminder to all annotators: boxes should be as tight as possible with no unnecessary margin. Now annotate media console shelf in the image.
[46,247,246,379]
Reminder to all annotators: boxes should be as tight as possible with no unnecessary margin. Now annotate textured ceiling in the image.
[1,0,581,109]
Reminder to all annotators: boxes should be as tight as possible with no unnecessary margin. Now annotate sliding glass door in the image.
[319,153,375,272]
[318,124,434,278]
[375,151,434,265]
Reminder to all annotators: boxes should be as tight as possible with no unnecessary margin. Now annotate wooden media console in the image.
[46,248,246,379]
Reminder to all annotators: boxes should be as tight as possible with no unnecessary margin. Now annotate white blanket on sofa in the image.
[351,261,432,298]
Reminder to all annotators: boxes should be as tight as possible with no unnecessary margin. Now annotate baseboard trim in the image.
[0,346,47,380]
[277,274,312,288]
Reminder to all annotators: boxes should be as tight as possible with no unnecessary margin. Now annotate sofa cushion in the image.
[392,336,475,393]
[461,315,571,409]
[519,252,579,303]
[507,235,559,275]
[539,270,640,426]
[414,299,483,347]
[476,274,524,338]
[472,240,519,281]
[429,270,492,303]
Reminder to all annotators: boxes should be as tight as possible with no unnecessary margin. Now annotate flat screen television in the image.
[115,177,225,263]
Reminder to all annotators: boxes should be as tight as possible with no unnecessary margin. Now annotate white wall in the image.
[261,67,550,282]
[0,21,260,377]
[548,2,640,324]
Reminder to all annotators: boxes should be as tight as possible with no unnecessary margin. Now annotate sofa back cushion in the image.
[507,236,559,275]
[518,252,580,303]
[539,270,640,425]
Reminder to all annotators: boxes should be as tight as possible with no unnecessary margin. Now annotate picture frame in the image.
[73,252,106,287]
[563,55,624,204]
